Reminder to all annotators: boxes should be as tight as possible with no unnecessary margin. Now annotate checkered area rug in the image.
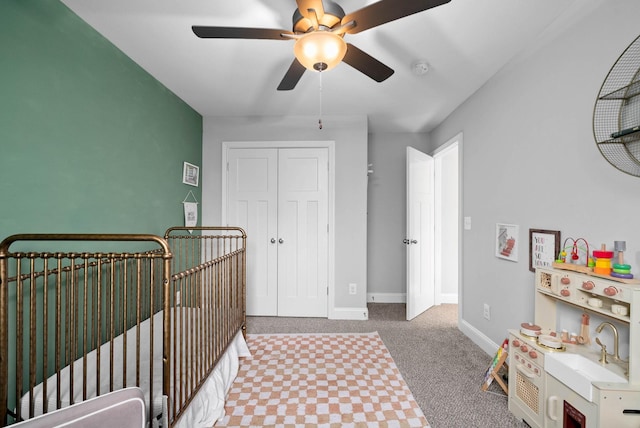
[214,332,429,427]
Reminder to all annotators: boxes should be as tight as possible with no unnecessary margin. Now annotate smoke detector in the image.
[412,61,430,76]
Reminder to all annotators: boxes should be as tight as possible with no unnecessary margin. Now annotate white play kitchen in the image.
[508,264,640,427]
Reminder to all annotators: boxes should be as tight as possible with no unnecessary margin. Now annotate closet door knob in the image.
[270,238,276,244]
[279,238,284,244]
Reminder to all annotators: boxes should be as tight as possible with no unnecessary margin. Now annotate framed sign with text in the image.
[529,229,560,272]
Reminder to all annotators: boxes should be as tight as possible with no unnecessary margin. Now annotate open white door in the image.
[406,147,435,320]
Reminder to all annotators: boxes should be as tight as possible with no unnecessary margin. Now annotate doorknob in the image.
[411,239,418,244]
[270,238,276,244]
[279,238,284,244]
[403,239,409,244]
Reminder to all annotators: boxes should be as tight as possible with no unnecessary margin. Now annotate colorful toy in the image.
[611,241,633,279]
[593,244,614,275]
[556,237,590,267]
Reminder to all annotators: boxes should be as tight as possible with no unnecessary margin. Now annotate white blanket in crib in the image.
[20,309,249,428]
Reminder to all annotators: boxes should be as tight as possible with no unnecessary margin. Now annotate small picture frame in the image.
[529,229,561,272]
[495,223,519,262]
[182,162,199,187]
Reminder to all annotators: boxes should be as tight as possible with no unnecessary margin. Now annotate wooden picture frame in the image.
[529,229,560,272]
[182,162,199,187]
[495,223,519,262]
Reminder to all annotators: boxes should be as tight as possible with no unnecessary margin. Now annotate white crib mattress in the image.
[20,309,249,428]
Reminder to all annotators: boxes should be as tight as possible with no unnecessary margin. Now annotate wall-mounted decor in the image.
[529,229,561,272]
[182,162,199,187]
[183,190,199,233]
[496,223,519,262]
[593,33,640,177]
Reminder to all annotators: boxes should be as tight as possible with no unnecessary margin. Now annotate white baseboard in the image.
[329,307,369,320]
[367,293,406,303]
[459,318,500,356]
[368,293,459,305]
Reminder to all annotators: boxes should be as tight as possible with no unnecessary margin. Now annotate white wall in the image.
[430,0,640,354]
[366,133,431,302]
[202,115,369,319]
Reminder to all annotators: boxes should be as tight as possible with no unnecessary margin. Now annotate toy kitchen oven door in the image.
[545,373,596,427]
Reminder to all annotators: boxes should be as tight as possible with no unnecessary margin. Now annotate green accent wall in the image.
[0,0,203,240]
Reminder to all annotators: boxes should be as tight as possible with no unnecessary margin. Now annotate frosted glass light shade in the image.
[293,31,347,72]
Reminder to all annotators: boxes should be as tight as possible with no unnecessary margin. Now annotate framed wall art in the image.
[529,229,560,272]
[182,162,199,187]
[495,223,519,262]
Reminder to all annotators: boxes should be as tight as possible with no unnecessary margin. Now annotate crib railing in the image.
[163,227,246,424]
[0,229,246,427]
[0,234,172,426]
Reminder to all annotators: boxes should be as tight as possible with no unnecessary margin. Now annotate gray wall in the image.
[366,133,432,301]
[201,115,369,319]
[430,0,640,353]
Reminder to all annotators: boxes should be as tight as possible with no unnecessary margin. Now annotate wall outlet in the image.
[483,303,490,320]
[349,283,357,295]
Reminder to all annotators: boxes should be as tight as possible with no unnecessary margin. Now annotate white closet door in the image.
[277,148,329,317]
[227,148,278,316]
[227,146,329,317]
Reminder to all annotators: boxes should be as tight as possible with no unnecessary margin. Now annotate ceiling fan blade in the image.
[342,43,394,82]
[296,0,325,19]
[341,0,451,34]
[192,26,294,40]
[277,59,307,91]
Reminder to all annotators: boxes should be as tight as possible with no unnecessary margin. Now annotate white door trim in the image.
[432,132,463,321]
[222,140,336,317]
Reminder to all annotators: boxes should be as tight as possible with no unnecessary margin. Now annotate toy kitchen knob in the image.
[512,339,520,347]
[529,350,538,359]
[520,344,528,353]
[561,277,571,285]
[582,281,595,291]
[604,286,618,296]
[560,289,570,297]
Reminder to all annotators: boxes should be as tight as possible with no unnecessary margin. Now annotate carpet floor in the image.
[215,332,428,427]
[244,304,527,428]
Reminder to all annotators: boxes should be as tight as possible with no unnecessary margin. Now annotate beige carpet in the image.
[215,332,429,427]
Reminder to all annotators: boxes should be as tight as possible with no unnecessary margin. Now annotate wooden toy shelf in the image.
[552,262,640,285]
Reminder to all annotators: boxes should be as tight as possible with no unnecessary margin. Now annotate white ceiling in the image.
[60,0,583,133]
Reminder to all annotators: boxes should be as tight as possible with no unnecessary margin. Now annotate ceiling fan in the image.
[192,0,451,90]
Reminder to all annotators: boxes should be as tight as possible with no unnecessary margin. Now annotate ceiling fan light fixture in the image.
[294,31,347,72]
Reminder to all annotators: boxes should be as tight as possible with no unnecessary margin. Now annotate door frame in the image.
[432,132,462,322]
[221,140,336,316]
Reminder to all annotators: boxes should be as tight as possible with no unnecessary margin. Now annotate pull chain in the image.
[318,70,323,129]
